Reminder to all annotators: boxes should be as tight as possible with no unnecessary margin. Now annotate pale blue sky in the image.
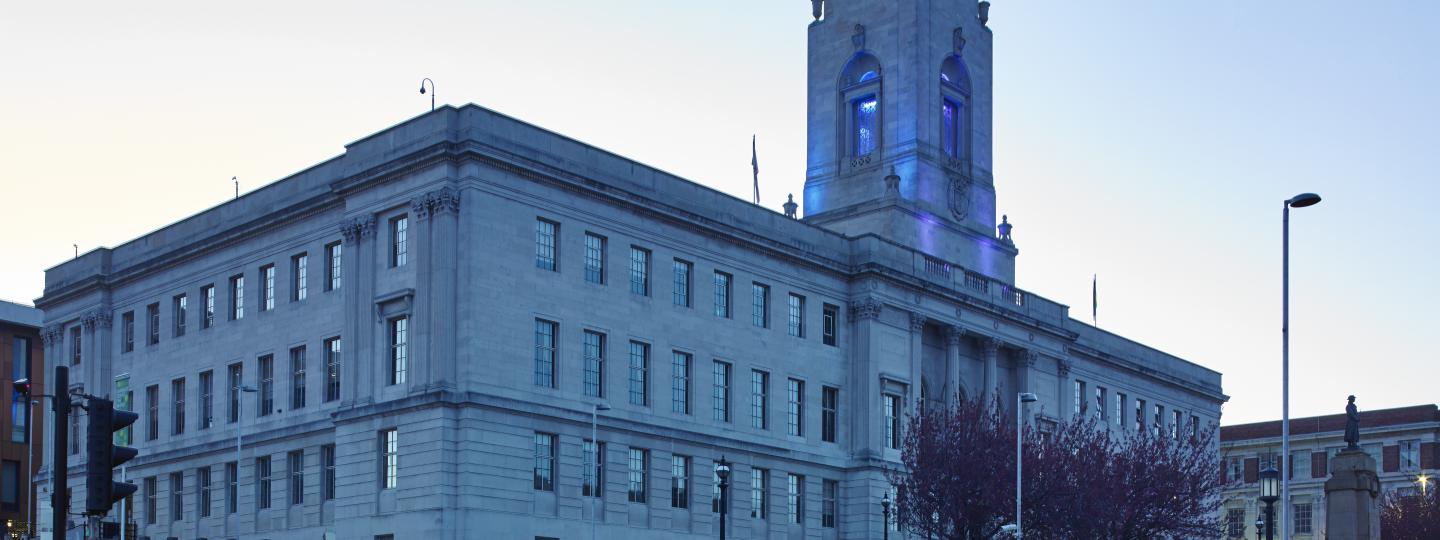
[1,1,1435,424]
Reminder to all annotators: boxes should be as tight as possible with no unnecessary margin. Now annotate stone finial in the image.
[884,167,901,195]
[997,215,1013,243]
[811,0,823,21]
[978,1,991,26]
[783,194,798,219]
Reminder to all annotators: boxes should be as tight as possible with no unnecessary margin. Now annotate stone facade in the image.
[34,1,1224,538]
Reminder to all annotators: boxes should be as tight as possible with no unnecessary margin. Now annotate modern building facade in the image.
[34,1,1225,538]
[0,300,44,537]
[1218,404,1440,539]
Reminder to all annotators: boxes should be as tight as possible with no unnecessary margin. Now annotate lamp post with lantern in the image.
[881,492,892,540]
[1258,465,1280,540]
[715,457,730,540]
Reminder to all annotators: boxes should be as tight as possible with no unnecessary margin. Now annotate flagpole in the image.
[1092,274,1097,326]
[751,134,760,205]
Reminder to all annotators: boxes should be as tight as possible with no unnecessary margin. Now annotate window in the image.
[1225,507,1246,538]
[324,337,342,402]
[260,264,276,312]
[173,294,187,337]
[291,346,306,410]
[230,274,245,320]
[380,429,399,489]
[852,96,878,155]
[582,440,605,498]
[821,386,838,443]
[146,303,160,345]
[292,253,308,301]
[1227,456,1244,484]
[145,476,158,524]
[321,444,337,500]
[1400,439,1421,471]
[1114,392,1127,429]
[628,341,649,406]
[71,403,80,454]
[672,259,691,307]
[751,283,769,328]
[751,370,769,430]
[258,354,274,416]
[787,474,804,524]
[1190,414,1201,440]
[534,219,557,271]
[1153,404,1164,436]
[884,394,901,449]
[787,294,805,337]
[750,468,767,519]
[1291,450,1310,479]
[171,378,185,435]
[146,384,160,441]
[942,99,967,159]
[533,432,556,491]
[1293,502,1313,534]
[712,361,731,423]
[202,284,216,328]
[822,479,837,528]
[1171,409,1182,439]
[390,215,408,267]
[822,304,838,346]
[226,462,238,514]
[629,247,650,296]
[8,391,23,444]
[0,460,17,509]
[627,448,648,503]
[257,455,272,509]
[70,327,81,365]
[671,351,691,414]
[1135,398,1146,432]
[1073,380,1086,416]
[787,378,804,437]
[289,450,304,505]
[583,330,605,398]
[227,363,242,424]
[670,455,689,509]
[325,242,342,291]
[584,233,605,283]
[389,316,409,385]
[1094,386,1107,421]
[122,311,135,352]
[713,271,731,318]
[198,466,211,518]
[533,319,556,388]
[170,471,183,521]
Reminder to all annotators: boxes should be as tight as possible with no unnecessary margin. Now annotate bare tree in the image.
[1381,486,1440,540]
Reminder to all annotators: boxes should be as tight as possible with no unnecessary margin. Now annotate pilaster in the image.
[847,298,882,459]
[908,312,925,408]
[945,326,964,406]
[339,215,377,407]
[981,337,999,404]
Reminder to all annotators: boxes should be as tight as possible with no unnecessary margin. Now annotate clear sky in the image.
[1,1,1435,425]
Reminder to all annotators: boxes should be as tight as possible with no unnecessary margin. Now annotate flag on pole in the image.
[751,134,760,205]
[1092,274,1098,326]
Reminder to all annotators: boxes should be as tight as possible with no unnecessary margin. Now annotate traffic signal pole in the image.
[52,365,68,539]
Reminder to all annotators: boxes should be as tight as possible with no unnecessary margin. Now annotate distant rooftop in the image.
[1221,404,1440,442]
[0,300,43,328]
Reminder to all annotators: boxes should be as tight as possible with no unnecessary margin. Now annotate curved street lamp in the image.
[419,78,435,112]
[1280,191,1321,540]
[1016,392,1038,539]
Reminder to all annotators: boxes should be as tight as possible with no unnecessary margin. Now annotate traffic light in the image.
[86,397,138,516]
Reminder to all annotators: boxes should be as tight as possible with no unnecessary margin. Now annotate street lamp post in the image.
[881,492,891,540]
[589,402,610,540]
[235,383,257,523]
[419,78,435,112]
[715,457,731,540]
[1281,191,1321,540]
[1255,517,1265,540]
[1259,465,1280,540]
[1016,392,1038,539]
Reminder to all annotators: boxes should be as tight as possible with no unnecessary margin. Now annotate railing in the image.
[924,256,952,278]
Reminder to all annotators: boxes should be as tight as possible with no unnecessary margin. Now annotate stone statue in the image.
[1344,395,1360,449]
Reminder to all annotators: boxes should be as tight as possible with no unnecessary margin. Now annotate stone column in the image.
[1325,449,1381,540]
[1056,358,1071,418]
[945,326,964,406]
[847,299,882,459]
[408,195,433,395]
[908,313,926,408]
[981,337,999,404]
[426,187,460,392]
[339,215,377,407]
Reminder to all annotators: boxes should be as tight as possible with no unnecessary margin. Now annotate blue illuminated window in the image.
[943,99,964,159]
[853,97,878,156]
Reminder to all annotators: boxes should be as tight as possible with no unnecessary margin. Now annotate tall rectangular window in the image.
[171,378,185,435]
[582,440,605,498]
[325,242,342,291]
[751,283,769,328]
[380,429,398,489]
[712,361,731,423]
[226,462,238,514]
[583,330,605,398]
[292,253,308,301]
[199,370,213,430]
[230,274,245,320]
[289,450,305,505]
[260,264,276,312]
[584,232,605,283]
[1135,398,1146,432]
[672,259,692,307]
[1095,386,1107,421]
[173,294,187,337]
[942,99,963,159]
[670,455,689,509]
[324,337,342,402]
[787,378,805,437]
[1073,380,1086,416]
[751,370,769,430]
[787,294,805,337]
[71,406,80,454]
[227,363,242,423]
[822,304,838,346]
[70,326,80,365]
[787,473,804,524]
[852,96,878,155]
[258,355,274,416]
[390,215,408,267]
[533,433,556,491]
[1,460,18,508]
[884,394,901,449]
[257,456,272,509]
[1114,392,1127,429]
[821,386,838,443]
[122,312,135,353]
[198,466,211,518]
[144,476,157,524]
[533,319,556,388]
[671,351,691,415]
[1153,404,1164,436]
[1171,409,1182,439]
[146,384,159,441]
[147,303,160,345]
[628,341,649,406]
[713,271,731,318]
[627,448,648,503]
[202,284,216,328]
[629,247,650,296]
[321,444,336,500]
[291,346,306,410]
[1294,502,1313,534]
[1400,439,1421,471]
[389,316,409,385]
[535,219,557,271]
[750,468,767,519]
[822,479,838,528]
[1291,450,1311,480]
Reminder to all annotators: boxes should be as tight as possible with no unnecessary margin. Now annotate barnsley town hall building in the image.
[35,1,1225,538]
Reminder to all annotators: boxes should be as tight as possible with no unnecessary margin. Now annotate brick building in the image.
[0,300,44,536]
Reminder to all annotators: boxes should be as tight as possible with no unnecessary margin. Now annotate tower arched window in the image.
[839,52,883,160]
[939,55,972,161]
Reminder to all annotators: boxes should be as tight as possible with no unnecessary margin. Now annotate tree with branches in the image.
[1380,486,1440,540]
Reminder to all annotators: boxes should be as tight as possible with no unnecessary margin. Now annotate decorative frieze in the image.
[909,313,927,331]
[340,215,377,244]
[848,298,882,321]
